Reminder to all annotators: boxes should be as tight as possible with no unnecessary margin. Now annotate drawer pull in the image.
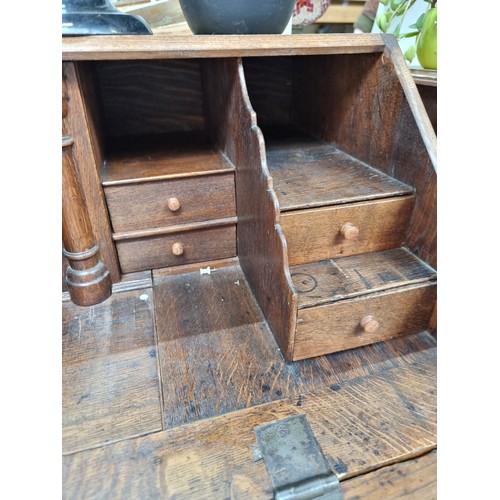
[171,242,184,256]
[340,222,359,240]
[360,315,379,333]
[167,197,181,212]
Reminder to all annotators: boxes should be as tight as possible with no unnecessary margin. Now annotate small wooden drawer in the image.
[104,173,236,233]
[115,224,236,274]
[280,196,415,266]
[292,282,436,361]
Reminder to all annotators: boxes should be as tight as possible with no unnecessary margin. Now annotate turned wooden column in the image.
[62,75,112,306]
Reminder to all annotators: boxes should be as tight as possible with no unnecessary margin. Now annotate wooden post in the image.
[62,75,112,306]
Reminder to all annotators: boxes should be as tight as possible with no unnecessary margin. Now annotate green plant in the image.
[375,0,437,68]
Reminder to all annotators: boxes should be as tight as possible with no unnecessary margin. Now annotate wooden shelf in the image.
[263,127,414,211]
[102,131,234,185]
[291,247,436,309]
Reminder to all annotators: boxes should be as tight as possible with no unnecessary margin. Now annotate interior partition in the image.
[201,58,298,361]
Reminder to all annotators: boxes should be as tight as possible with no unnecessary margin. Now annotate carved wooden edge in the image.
[201,57,298,361]
[63,62,121,284]
[62,77,112,306]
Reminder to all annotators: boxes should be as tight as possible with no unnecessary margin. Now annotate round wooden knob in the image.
[340,222,359,240]
[360,315,379,333]
[167,197,181,212]
[171,242,184,256]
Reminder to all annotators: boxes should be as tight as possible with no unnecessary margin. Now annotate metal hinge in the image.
[253,414,343,500]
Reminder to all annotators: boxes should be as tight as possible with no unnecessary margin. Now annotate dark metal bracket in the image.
[253,414,343,500]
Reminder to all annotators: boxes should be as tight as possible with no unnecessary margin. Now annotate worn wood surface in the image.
[242,57,293,128]
[102,131,234,184]
[202,57,298,361]
[95,59,205,138]
[291,42,436,268]
[63,62,121,283]
[62,33,387,61]
[105,173,235,232]
[62,357,436,498]
[292,247,436,309]
[294,282,436,360]
[62,288,162,455]
[417,84,437,133]
[342,450,437,499]
[62,76,112,306]
[153,262,436,427]
[263,128,413,211]
[282,196,415,265]
[115,224,236,273]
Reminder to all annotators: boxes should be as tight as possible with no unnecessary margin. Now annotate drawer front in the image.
[293,282,436,361]
[280,196,415,266]
[105,173,235,233]
[115,225,236,273]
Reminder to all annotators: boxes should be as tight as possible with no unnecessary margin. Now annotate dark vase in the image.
[62,0,152,36]
[179,0,296,34]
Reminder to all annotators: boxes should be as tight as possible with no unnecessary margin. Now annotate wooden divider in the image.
[201,58,298,361]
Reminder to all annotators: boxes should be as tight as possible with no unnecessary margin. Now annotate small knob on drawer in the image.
[171,242,184,256]
[360,315,379,333]
[167,197,181,212]
[340,222,359,240]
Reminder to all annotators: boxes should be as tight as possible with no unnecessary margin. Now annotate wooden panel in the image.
[62,359,436,498]
[63,62,121,282]
[417,84,437,133]
[95,59,205,137]
[342,450,437,499]
[155,264,294,427]
[105,173,235,232]
[62,33,387,61]
[291,44,436,268]
[103,131,234,184]
[153,262,437,428]
[62,288,162,454]
[294,282,437,360]
[201,57,298,361]
[282,196,415,265]
[292,248,436,309]
[242,57,293,127]
[115,224,236,273]
[264,128,413,211]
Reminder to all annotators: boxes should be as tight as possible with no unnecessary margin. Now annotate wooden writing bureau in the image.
[62,34,437,498]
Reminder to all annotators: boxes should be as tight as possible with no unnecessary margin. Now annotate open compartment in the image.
[234,47,437,361]
[77,59,239,274]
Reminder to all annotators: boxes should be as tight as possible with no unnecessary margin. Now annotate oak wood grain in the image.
[281,196,415,265]
[95,59,205,137]
[62,288,162,454]
[102,131,234,184]
[115,224,236,273]
[62,33,387,61]
[62,75,112,306]
[263,128,413,211]
[294,282,437,360]
[62,358,436,498]
[342,449,437,499]
[153,263,437,428]
[291,42,436,268]
[104,172,235,232]
[63,62,121,283]
[291,247,436,309]
[201,57,298,361]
